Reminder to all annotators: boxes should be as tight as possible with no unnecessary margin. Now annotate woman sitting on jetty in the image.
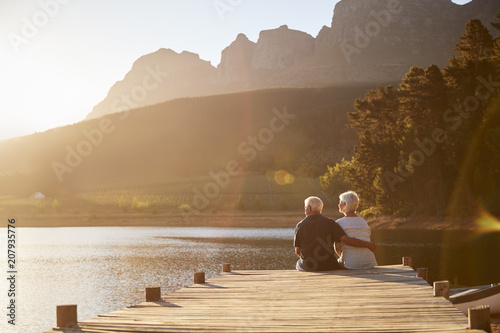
[335,191,378,269]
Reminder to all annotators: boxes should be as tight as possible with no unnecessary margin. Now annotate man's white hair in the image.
[305,196,323,213]
[339,191,360,213]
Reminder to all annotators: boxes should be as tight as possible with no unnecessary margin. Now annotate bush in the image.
[359,207,381,220]
[320,158,353,196]
[52,199,61,210]
[119,195,128,212]
[237,194,245,210]
[132,197,150,212]
[394,206,413,218]
[280,197,289,210]
[178,204,192,211]
[35,200,45,212]
[254,195,262,210]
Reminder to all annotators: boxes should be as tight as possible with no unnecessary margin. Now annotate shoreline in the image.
[4,211,480,230]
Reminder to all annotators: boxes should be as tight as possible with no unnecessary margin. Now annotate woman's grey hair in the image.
[305,196,324,213]
[339,191,360,213]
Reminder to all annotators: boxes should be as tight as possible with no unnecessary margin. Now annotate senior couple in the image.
[294,191,377,272]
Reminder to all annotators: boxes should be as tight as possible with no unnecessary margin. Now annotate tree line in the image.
[321,16,500,219]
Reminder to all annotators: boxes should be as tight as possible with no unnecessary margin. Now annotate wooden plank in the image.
[45,265,484,333]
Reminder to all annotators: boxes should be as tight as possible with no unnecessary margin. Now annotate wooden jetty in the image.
[46,261,490,332]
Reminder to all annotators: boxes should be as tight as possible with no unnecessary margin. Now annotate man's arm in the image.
[295,247,301,258]
[334,242,342,257]
[340,235,377,253]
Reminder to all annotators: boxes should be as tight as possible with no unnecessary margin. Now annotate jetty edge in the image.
[45,259,490,332]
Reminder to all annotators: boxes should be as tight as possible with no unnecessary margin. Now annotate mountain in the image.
[315,0,462,64]
[251,25,315,72]
[217,33,256,87]
[86,0,500,120]
[0,86,371,195]
[89,49,218,119]
[217,26,316,90]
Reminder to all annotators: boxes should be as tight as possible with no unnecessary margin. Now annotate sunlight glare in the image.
[1,54,93,139]
[475,204,500,233]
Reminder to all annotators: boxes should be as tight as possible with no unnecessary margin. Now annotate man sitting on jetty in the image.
[294,196,377,272]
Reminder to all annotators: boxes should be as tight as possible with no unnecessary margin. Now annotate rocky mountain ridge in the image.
[87,0,500,119]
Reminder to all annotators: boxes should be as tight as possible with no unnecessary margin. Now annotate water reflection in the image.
[372,230,500,286]
[0,227,498,333]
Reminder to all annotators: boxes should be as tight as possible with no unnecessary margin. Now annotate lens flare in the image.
[274,170,294,186]
[475,204,500,233]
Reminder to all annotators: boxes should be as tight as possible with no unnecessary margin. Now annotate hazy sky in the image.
[0,0,473,141]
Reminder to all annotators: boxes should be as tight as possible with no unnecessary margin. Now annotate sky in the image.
[0,0,473,142]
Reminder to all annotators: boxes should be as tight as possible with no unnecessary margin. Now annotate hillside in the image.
[0,85,372,197]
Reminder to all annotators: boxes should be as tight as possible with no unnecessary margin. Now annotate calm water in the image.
[0,227,498,333]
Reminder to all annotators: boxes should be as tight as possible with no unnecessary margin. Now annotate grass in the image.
[0,174,475,229]
[0,172,336,219]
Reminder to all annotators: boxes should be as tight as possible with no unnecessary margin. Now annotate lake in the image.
[0,227,498,333]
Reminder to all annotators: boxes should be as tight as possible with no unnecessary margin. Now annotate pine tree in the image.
[397,65,449,214]
[337,17,500,219]
[490,13,500,33]
[445,19,495,95]
[347,85,402,210]
[442,19,499,217]
[454,19,494,62]
[491,13,500,69]
[443,19,496,181]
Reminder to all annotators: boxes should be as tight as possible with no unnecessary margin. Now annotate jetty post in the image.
[194,272,205,284]
[433,280,450,300]
[145,287,162,302]
[402,256,412,267]
[416,268,428,281]
[468,305,491,332]
[56,304,77,328]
